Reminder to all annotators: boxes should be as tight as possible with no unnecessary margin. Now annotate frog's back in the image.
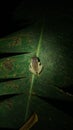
[32,57,38,73]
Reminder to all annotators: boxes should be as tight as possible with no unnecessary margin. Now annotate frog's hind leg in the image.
[38,62,43,74]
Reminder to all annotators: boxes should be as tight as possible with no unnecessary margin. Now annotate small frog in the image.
[29,56,43,75]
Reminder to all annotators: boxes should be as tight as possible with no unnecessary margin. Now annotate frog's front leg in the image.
[29,63,36,75]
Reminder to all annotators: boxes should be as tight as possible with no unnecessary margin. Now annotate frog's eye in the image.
[37,57,40,62]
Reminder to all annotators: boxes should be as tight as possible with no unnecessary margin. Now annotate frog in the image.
[29,56,43,75]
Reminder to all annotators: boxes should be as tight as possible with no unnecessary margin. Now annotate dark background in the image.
[0,1,73,37]
[0,1,73,130]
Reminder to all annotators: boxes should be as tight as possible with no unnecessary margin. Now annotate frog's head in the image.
[32,56,40,62]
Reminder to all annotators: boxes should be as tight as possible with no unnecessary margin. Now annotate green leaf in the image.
[0,17,73,130]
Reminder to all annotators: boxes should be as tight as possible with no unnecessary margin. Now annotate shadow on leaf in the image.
[0,93,22,102]
[0,77,25,83]
[0,52,30,59]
